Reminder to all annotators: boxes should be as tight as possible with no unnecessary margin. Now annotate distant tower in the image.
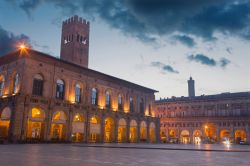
[60,15,90,68]
[188,77,195,97]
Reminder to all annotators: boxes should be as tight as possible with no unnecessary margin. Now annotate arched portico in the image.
[118,118,127,143]
[220,129,230,143]
[50,111,67,141]
[140,121,147,142]
[129,120,137,143]
[89,116,101,143]
[72,113,85,142]
[235,129,247,144]
[26,107,45,140]
[104,117,115,143]
[0,107,11,139]
[180,130,190,144]
[193,130,202,144]
[149,122,156,143]
[204,123,217,143]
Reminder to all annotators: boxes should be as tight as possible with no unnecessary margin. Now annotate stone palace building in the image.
[0,15,160,143]
[155,77,250,144]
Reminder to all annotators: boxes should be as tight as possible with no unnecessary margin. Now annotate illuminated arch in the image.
[129,120,137,143]
[235,129,247,144]
[27,108,45,140]
[0,107,11,138]
[118,118,127,143]
[89,115,101,142]
[140,121,147,142]
[180,130,190,144]
[149,122,156,143]
[104,117,115,143]
[193,130,202,144]
[50,111,67,141]
[72,113,85,142]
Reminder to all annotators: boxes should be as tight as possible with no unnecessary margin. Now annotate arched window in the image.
[32,74,44,96]
[13,73,19,94]
[75,84,81,103]
[129,97,134,112]
[139,97,144,114]
[91,88,98,105]
[56,79,65,100]
[148,104,152,116]
[105,91,111,108]
[0,76,5,96]
[118,94,123,111]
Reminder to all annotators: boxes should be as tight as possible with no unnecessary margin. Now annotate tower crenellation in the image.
[60,15,90,68]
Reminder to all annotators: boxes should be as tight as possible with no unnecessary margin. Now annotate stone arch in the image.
[27,107,46,140]
[149,122,156,143]
[72,113,85,142]
[180,130,190,144]
[140,121,147,142]
[50,111,67,141]
[118,118,127,143]
[89,115,101,142]
[129,119,138,143]
[220,129,230,143]
[235,129,247,144]
[0,107,11,138]
[104,117,115,143]
[203,123,217,143]
[168,128,178,143]
[193,130,202,144]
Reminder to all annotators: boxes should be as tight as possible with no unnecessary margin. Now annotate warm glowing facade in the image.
[0,16,160,143]
[155,92,250,144]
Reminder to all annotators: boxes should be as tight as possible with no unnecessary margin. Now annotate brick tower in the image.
[60,15,90,68]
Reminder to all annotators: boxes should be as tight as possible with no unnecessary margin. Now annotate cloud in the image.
[173,35,196,47]
[187,54,230,67]
[6,0,250,44]
[0,25,31,56]
[188,54,216,66]
[151,61,179,74]
[220,58,231,68]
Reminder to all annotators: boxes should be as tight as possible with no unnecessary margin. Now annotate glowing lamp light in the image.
[20,44,26,49]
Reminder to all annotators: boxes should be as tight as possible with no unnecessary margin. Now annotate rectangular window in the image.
[32,79,43,96]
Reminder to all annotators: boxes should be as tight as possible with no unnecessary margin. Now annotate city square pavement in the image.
[1,144,250,166]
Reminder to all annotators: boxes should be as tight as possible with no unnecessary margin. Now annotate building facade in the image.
[156,83,250,144]
[0,16,160,143]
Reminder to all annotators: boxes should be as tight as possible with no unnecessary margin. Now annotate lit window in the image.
[129,97,134,112]
[56,79,65,100]
[118,94,123,111]
[91,88,98,105]
[32,74,43,96]
[105,91,111,108]
[75,84,81,103]
[0,76,5,96]
[13,73,19,94]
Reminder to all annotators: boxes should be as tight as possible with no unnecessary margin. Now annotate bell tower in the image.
[60,15,89,68]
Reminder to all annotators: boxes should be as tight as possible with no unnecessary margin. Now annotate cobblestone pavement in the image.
[0,144,250,166]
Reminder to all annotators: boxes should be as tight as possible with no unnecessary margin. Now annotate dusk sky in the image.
[0,0,250,99]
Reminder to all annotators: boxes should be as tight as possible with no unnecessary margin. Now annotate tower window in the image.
[77,34,80,42]
[56,79,65,100]
[32,74,43,96]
